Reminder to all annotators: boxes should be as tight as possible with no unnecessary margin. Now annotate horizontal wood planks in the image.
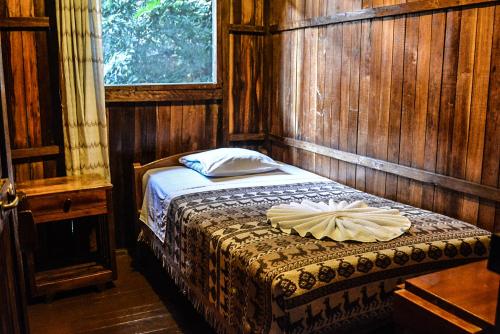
[107,100,221,247]
[105,85,223,103]
[270,0,499,32]
[268,0,500,232]
[269,135,500,203]
[0,17,49,29]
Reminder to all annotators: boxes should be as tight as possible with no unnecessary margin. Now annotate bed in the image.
[133,151,491,334]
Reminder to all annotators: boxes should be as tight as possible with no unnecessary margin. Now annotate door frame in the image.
[0,34,29,333]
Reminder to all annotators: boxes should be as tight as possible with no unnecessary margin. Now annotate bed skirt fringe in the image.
[137,230,234,334]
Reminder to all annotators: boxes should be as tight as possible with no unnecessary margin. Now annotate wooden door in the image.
[0,36,28,334]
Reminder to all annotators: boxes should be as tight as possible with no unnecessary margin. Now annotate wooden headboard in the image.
[132,150,205,220]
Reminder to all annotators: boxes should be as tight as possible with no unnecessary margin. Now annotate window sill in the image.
[105,83,223,103]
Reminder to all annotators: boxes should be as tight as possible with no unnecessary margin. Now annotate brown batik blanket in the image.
[139,180,491,334]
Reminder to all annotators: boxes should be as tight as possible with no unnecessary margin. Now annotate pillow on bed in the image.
[179,148,282,177]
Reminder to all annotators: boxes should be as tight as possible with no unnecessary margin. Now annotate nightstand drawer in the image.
[27,189,108,223]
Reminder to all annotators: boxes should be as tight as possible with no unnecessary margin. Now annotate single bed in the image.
[133,152,491,334]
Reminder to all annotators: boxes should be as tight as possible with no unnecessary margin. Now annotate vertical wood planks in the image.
[462,6,495,223]
[365,0,385,196]
[355,16,372,192]
[107,100,221,246]
[314,1,331,178]
[396,14,419,205]
[408,11,431,208]
[385,13,406,201]
[327,21,343,182]
[478,6,500,232]
[227,0,265,138]
[434,10,461,217]
[450,8,478,221]
[4,0,62,181]
[268,1,500,231]
[421,11,446,211]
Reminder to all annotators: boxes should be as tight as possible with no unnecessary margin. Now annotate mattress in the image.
[138,164,491,334]
[140,163,328,242]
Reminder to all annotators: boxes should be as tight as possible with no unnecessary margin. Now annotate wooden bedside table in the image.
[16,175,117,299]
[394,260,498,334]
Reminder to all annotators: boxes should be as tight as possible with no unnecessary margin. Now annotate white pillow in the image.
[179,148,282,177]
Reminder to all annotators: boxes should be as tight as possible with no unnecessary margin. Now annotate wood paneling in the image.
[269,135,500,203]
[226,0,266,144]
[105,84,223,103]
[268,0,500,232]
[0,17,49,29]
[5,0,498,246]
[107,100,221,247]
[269,0,498,32]
[228,34,265,137]
[1,0,64,182]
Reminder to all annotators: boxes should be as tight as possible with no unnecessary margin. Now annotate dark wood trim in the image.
[105,0,222,103]
[11,146,60,160]
[105,84,223,103]
[269,135,500,202]
[270,0,499,33]
[0,33,13,181]
[0,17,50,30]
[228,133,266,142]
[228,24,266,34]
[215,0,222,85]
[263,0,271,151]
[43,0,66,177]
[220,0,230,146]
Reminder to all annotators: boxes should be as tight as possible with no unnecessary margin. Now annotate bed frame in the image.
[132,151,205,221]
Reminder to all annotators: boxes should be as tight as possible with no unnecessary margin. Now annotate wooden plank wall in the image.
[0,0,264,247]
[268,0,500,232]
[107,101,221,246]
[1,0,64,182]
[226,0,266,144]
[107,0,268,247]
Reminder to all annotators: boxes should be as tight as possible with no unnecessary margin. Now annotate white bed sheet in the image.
[139,163,329,242]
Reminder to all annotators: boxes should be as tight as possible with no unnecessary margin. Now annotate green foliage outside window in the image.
[102,0,214,85]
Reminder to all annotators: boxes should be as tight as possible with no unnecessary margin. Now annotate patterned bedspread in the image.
[139,180,490,334]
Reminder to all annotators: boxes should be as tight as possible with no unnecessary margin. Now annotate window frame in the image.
[104,0,222,102]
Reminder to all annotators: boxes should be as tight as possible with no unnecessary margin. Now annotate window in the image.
[101,0,215,85]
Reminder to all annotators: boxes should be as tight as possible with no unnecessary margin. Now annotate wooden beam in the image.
[11,146,60,160]
[228,24,266,34]
[228,133,266,142]
[269,135,500,202]
[270,0,499,33]
[105,84,223,102]
[0,17,50,30]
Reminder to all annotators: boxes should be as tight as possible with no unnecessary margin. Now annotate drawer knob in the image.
[63,198,72,212]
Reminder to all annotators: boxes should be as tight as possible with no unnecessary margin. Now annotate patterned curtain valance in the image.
[56,0,110,179]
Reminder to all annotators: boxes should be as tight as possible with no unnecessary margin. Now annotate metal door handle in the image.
[1,194,18,210]
[1,181,18,211]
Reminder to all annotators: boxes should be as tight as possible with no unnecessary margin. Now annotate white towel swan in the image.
[266,200,411,242]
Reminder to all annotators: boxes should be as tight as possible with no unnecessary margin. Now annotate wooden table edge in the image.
[394,289,484,333]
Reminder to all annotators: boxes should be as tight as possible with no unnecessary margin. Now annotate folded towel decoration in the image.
[266,200,411,242]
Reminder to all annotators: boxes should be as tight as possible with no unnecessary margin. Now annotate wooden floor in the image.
[28,250,215,334]
[29,250,396,334]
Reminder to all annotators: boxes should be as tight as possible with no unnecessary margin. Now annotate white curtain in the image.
[56,0,110,179]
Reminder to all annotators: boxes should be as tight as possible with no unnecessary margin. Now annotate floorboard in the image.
[28,250,215,334]
[28,249,396,334]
